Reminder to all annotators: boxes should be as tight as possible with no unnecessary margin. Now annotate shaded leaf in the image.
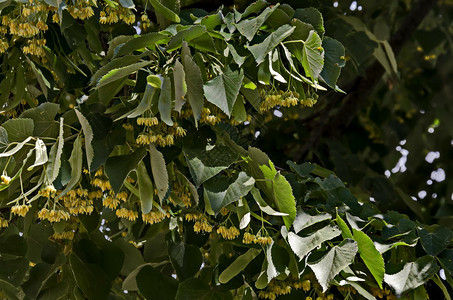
[204,172,255,215]
[294,7,324,36]
[46,118,64,183]
[149,143,169,203]
[293,210,332,233]
[203,67,244,117]
[219,248,261,284]
[235,5,279,41]
[417,226,452,256]
[384,256,439,296]
[181,44,204,124]
[248,24,295,64]
[288,226,341,261]
[75,110,94,171]
[176,277,232,300]
[56,135,83,199]
[308,239,358,292]
[105,148,147,193]
[320,37,345,89]
[137,160,154,214]
[149,0,180,23]
[158,76,174,126]
[2,118,34,142]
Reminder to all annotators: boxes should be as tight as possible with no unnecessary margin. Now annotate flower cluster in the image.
[0,218,8,228]
[38,208,70,222]
[217,225,240,240]
[52,230,75,240]
[62,189,95,215]
[258,277,313,300]
[259,91,301,112]
[142,209,170,225]
[136,120,187,147]
[116,208,138,221]
[1,174,11,185]
[242,232,273,246]
[370,287,397,300]
[100,5,135,25]
[11,204,31,217]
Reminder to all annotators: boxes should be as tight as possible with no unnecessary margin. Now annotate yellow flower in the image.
[243,232,255,244]
[217,226,240,240]
[0,218,8,228]
[193,221,212,233]
[116,208,138,221]
[1,174,11,185]
[142,210,168,225]
[11,204,31,217]
[301,280,311,291]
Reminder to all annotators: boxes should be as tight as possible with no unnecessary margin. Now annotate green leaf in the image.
[203,67,244,117]
[105,148,147,193]
[226,44,246,68]
[219,248,261,284]
[320,37,345,89]
[46,118,64,183]
[294,7,324,36]
[137,265,179,300]
[288,226,341,261]
[158,76,174,126]
[0,127,8,152]
[119,0,134,9]
[181,44,204,124]
[26,57,49,98]
[184,145,238,187]
[250,187,288,216]
[236,0,268,21]
[248,24,295,64]
[336,213,353,239]
[308,239,358,292]
[149,143,169,203]
[353,229,385,289]
[266,242,289,281]
[166,25,206,52]
[125,81,156,120]
[204,172,255,215]
[438,249,453,274]
[137,160,153,214]
[231,94,247,122]
[96,61,152,89]
[148,0,180,23]
[235,5,279,41]
[176,278,233,300]
[20,103,60,138]
[293,210,332,233]
[301,30,324,80]
[169,242,202,280]
[384,256,439,296]
[56,135,83,199]
[0,279,25,300]
[69,254,110,300]
[270,172,296,229]
[91,55,143,84]
[2,118,34,142]
[116,33,169,57]
[75,110,94,171]
[174,59,186,113]
[417,226,452,256]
